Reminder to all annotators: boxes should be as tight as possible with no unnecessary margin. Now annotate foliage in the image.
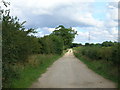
[2,14,65,87]
[2,1,76,88]
[70,43,82,48]
[85,43,90,46]
[102,41,116,47]
[49,35,64,54]
[2,13,65,88]
[11,54,61,88]
[38,35,63,54]
[52,25,77,49]
[2,15,39,61]
[84,41,117,47]
[74,42,120,88]
[74,50,118,84]
[2,14,41,87]
[76,43,119,65]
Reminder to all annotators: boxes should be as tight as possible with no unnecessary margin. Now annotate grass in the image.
[73,47,118,88]
[11,54,62,88]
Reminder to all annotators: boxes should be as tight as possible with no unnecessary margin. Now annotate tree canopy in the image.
[52,25,77,49]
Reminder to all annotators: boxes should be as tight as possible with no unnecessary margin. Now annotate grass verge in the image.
[11,54,62,88]
[74,49,118,87]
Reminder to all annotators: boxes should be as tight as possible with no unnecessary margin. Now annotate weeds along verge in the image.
[10,54,62,88]
[73,45,119,87]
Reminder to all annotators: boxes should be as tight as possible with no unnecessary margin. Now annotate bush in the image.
[2,15,41,87]
[2,15,64,87]
[49,35,64,54]
[78,43,119,65]
[111,44,119,64]
[38,35,63,54]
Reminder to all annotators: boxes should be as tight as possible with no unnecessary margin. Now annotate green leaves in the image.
[2,15,41,87]
[78,44,119,65]
[52,25,77,49]
[38,35,63,54]
[2,14,76,87]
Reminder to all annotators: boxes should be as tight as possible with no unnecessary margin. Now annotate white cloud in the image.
[47,28,55,33]
[76,13,104,27]
[73,26,118,43]
[4,0,118,43]
[33,32,44,37]
[9,0,103,28]
[104,20,118,28]
[111,27,118,34]
[107,6,118,20]
[32,27,55,37]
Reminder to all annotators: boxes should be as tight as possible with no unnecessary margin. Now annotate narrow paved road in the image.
[31,49,116,88]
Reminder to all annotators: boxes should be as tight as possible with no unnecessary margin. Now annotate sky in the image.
[1,0,119,44]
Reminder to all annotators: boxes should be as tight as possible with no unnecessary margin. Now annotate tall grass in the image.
[9,54,62,88]
[73,46,118,87]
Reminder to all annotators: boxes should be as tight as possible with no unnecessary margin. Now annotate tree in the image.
[2,8,40,87]
[49,35,64,54]
[85,43,90,46]
[38,35,63,54]
[70,43,82,48]
[52,25,77,49]
[102,41,114,47]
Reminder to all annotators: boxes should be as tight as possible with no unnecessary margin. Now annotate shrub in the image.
[38,35,63,55]
[78,43,119,65]
[2,15,41,87]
